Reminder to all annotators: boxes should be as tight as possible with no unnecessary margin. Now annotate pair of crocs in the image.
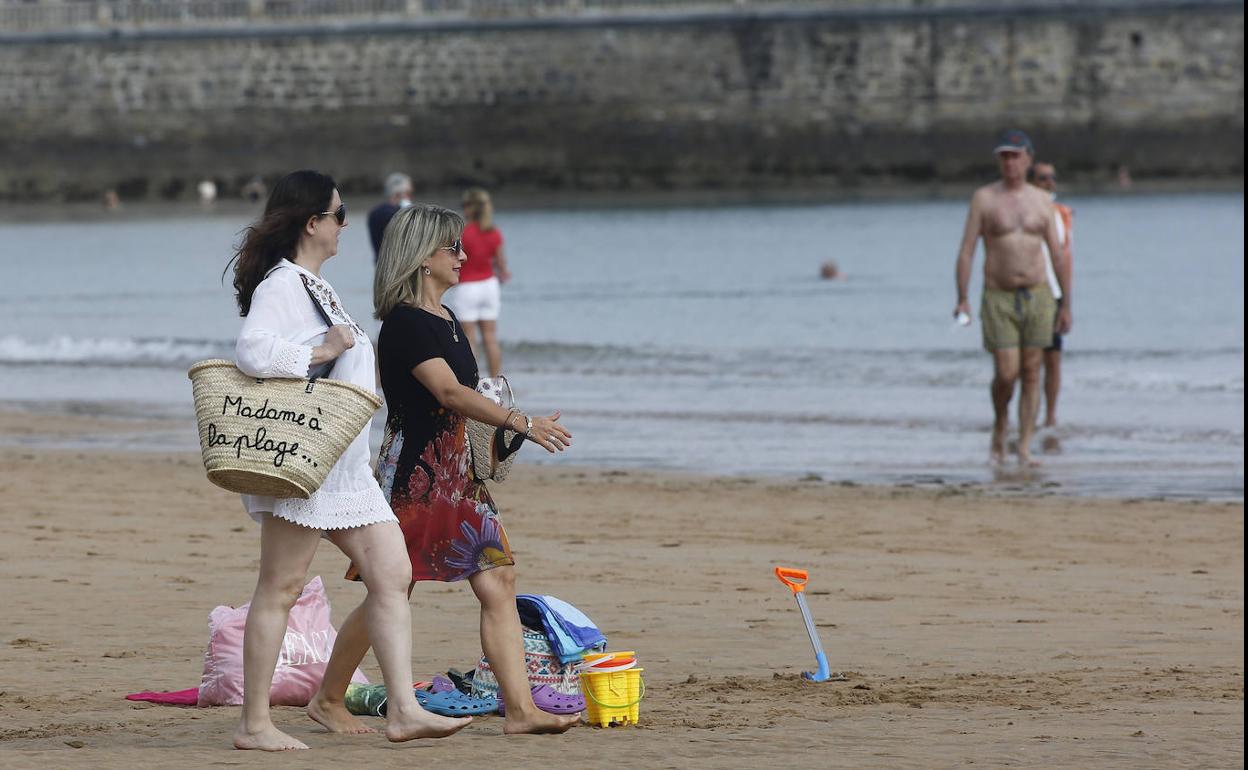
[415,675,498,716]
[496,685,585,716]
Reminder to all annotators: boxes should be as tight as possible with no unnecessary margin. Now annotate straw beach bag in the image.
[188,360,381,499]
[466,375,525,482]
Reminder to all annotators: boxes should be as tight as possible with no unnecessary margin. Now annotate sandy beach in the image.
[0,408,1242,769]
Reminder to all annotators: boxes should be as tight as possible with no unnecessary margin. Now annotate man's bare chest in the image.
[983,200,1048,239]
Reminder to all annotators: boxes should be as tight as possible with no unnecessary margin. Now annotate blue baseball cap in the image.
[993,129,1034,156]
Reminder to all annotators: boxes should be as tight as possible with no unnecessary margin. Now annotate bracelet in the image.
[504,409,518,432]
[523,414,533,439]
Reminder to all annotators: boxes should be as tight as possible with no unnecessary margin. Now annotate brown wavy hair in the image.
[226,169,336,316]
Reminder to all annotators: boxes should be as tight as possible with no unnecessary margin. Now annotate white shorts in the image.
[445,276,501,322]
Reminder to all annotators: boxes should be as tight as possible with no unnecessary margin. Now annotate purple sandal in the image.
[497,685,585,716]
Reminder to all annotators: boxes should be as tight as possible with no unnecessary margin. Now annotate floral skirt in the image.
[346,418,513,583]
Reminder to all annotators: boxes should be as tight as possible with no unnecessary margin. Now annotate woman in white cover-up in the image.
[226,170,470,751]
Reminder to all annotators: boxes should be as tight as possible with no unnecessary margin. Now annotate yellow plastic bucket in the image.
[579,667,644,727]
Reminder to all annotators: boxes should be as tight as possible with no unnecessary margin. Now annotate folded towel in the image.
[516,594,607,663]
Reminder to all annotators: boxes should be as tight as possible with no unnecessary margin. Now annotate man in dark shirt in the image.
[367,172,413,260]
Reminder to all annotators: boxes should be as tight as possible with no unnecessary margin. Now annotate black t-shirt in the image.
[368,202,401,259]
[378,304,478,458]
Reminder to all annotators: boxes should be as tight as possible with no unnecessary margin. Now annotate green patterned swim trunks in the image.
[980,284,1056,351]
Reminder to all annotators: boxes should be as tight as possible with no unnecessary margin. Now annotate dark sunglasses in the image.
[1034,173,1057,182]
[316,203,347,226]
[439,239,463,254]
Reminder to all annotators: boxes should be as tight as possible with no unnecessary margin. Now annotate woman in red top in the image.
[445,188,510,377]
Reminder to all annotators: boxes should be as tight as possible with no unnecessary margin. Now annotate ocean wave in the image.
[1,335,1241,395]
[0,335,232,367]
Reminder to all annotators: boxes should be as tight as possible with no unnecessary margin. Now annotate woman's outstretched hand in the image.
[528,411,571,453]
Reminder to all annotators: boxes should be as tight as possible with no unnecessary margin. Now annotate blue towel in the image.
[516,594,607,663]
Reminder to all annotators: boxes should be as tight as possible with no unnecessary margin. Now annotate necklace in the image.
[420,303,458,342]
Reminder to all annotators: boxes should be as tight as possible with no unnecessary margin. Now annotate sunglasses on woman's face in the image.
[316,203,347,226]
[439,239,462,254]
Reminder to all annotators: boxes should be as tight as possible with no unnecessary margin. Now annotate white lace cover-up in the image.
[234,261,396,531]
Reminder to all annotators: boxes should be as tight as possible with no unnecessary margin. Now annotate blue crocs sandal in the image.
[416,688,498,716]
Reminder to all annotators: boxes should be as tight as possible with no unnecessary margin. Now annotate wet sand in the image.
[0,409,1242,769]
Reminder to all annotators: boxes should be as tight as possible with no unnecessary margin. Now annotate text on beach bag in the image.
[189,359,381,499]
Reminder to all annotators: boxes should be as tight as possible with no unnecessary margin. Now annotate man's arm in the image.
[954,191,983,316]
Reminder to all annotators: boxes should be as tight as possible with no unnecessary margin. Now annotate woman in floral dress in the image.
[314,203,581,734]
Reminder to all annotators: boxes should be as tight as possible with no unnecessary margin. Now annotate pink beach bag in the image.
[197,576,368,707]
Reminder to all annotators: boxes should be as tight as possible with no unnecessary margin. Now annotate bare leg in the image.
[1017,348,1044,466]
[233,515,323,751]
[306,601,376,734]
[479,320,503,378]
[468,567,579,735]
[312,584,421,730]
[461,320,482,362]
[989,349,1020,466]
[1043,348,1061,427]
[327,522,472,742]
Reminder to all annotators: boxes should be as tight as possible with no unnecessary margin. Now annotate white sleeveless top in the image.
[1041,210,1067,300]
[233,261,396,531]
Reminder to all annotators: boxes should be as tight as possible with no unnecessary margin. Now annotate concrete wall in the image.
[0,2,1242,200]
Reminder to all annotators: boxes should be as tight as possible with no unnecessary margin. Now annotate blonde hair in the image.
[373,203,465,320]
[462,187,494,231]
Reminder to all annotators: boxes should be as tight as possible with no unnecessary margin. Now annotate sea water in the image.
[1,193,1242,500]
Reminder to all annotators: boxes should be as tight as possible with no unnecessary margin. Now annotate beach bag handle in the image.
[302,280,340,381]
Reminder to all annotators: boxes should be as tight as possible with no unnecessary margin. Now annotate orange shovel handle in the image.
[774,566,809,593]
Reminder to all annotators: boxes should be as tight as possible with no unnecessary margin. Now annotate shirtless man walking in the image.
[953,130,1072,465]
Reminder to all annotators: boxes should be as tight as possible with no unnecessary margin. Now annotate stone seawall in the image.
[0,2,1242,200]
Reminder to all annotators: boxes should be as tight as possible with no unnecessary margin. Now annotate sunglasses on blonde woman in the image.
[440,239,462,254]
[316,203,347,226]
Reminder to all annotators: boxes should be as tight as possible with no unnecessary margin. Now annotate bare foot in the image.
[384,704,472,743]
[307,692,378,735]
[1041,432,1061,454]
[503,709,581,735]
[233,724,309,751]
[1017,449,1041,468]
[990,422,1008,466]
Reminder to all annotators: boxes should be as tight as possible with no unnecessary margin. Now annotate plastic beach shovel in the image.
[774,566,843,682]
